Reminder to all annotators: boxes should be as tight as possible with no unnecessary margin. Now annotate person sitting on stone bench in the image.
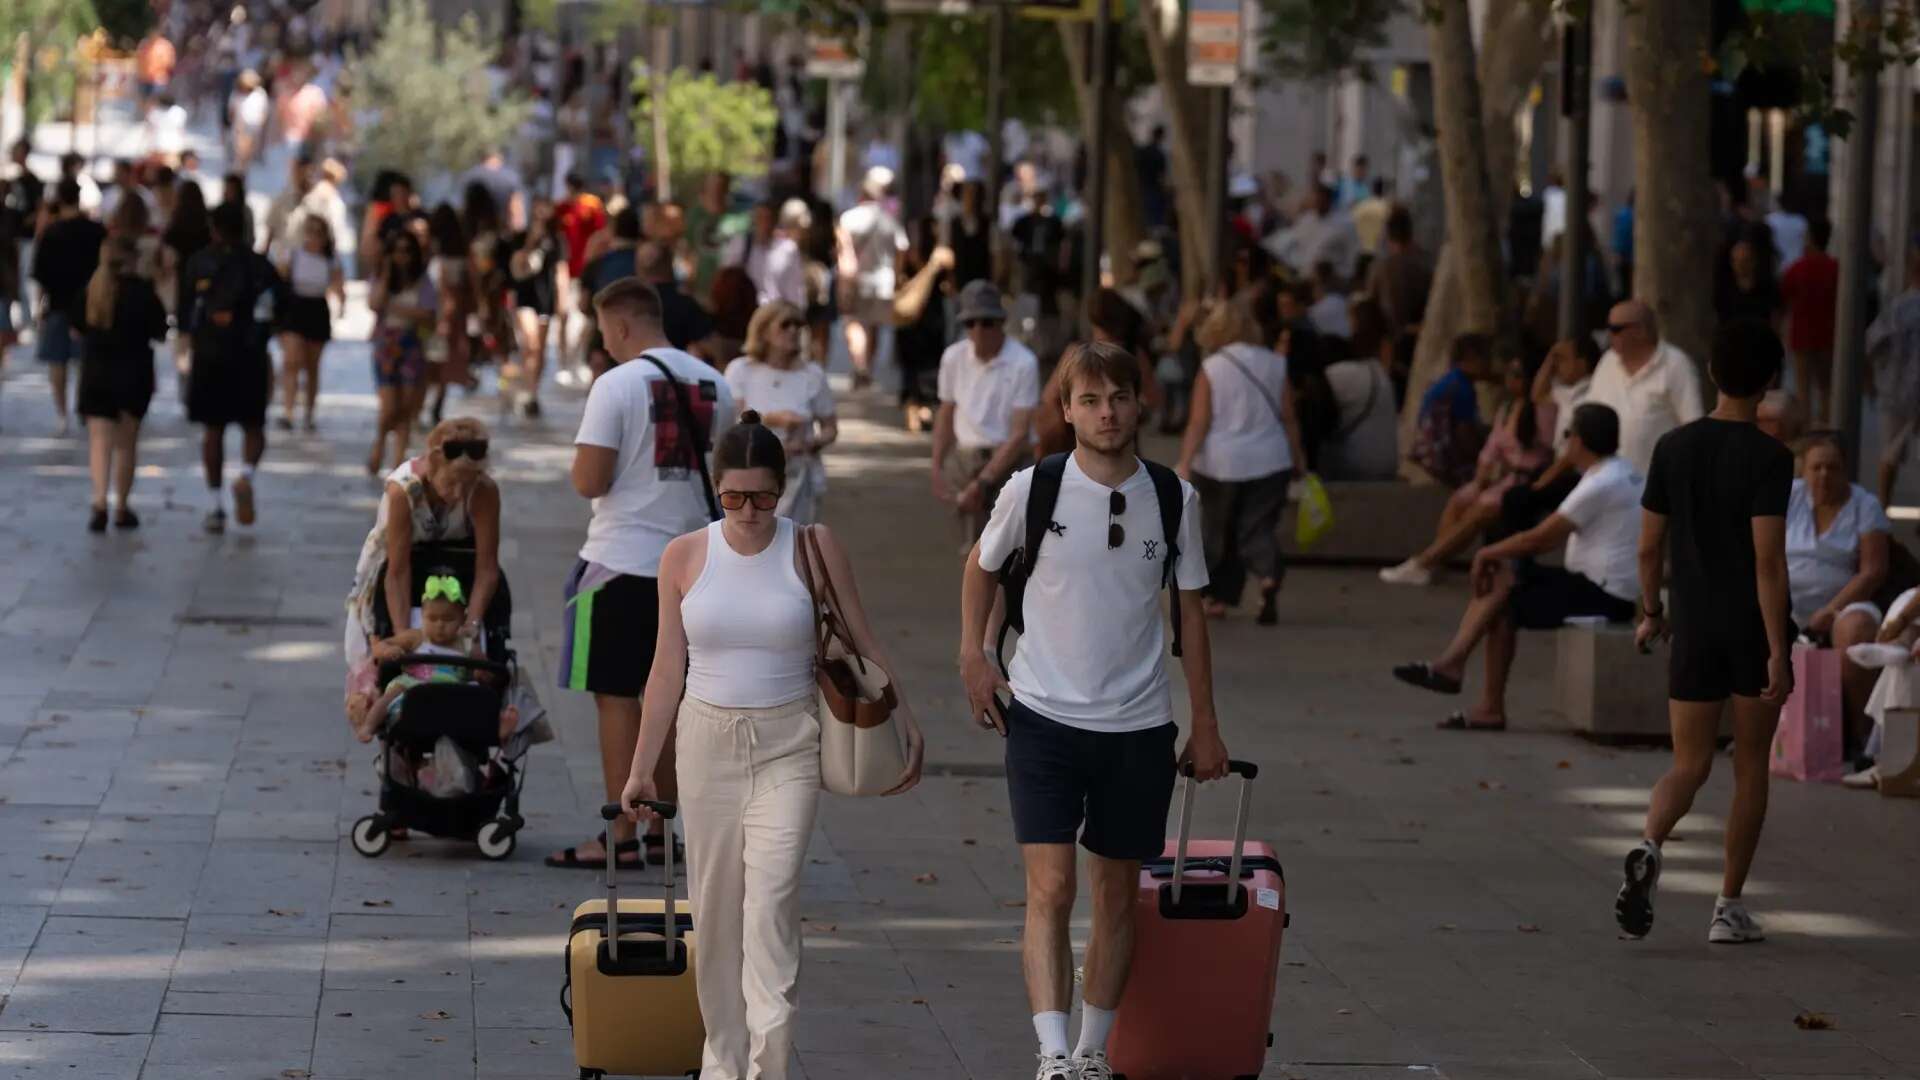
[1786,433,1891,755]
[1390,403,1643,730]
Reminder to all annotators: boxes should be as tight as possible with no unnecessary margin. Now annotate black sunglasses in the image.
[718,489,780,511]
[777,318,803,330]
[1606,322,1633,335]
[442,438,489,461]
[1108,490,1126,549]
[963,318,1002,330]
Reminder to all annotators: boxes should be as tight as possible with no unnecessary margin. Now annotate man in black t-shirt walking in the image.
[1623,318,1794,945]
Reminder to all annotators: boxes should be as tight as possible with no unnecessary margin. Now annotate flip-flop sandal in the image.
[1437,710,1507,732]
[544,837,642,869]
[642,832,686,863]
[1393,662,1463,695]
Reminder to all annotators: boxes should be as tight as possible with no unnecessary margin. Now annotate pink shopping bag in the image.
[1771,645,1847,782]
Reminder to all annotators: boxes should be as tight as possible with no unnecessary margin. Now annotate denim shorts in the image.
[36,310,77,363]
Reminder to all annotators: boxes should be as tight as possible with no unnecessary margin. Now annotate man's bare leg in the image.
[1722,695,1782,898]
[1075,853,1141,1058]
[1021,843,1076,1058]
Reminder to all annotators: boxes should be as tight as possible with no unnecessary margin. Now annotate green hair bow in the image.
[423,575,466,604]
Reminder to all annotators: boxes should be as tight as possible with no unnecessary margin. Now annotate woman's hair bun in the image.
[740,409,763,426]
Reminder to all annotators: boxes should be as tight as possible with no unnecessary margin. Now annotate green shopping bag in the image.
[1295,473,1334,551]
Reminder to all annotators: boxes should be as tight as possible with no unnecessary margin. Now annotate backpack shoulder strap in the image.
[1142,459,1186,658]
[994,452,1070,676]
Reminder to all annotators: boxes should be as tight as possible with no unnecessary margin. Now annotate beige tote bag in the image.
[796,525,907,796]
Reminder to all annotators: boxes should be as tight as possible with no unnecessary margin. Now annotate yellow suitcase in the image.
[563,802,704,1078]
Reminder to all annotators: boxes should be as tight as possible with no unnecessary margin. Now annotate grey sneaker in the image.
[202,509,227,535]
[1035,1053,1079,1080]
[1615,840,1661,939]
[1708,900,1765,944]
[1074,1051,1113,1080]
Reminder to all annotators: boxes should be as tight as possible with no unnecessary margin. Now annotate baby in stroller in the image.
[348,571,518,744]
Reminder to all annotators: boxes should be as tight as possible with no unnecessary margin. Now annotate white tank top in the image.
[681,517,818,708]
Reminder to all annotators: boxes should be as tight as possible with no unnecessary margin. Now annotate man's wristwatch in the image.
[1641,602,1664,620]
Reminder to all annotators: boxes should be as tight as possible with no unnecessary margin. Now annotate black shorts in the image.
[558,563,658,698]
[1509,564,1637,631]
[1004,698,1177,861]
[1668,626,1783,703]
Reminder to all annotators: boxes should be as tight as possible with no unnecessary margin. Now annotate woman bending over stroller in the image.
[350,573,519,743]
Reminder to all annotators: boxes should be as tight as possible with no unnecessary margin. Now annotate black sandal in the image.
[1392,662,1462,695]
[642,831,685,864]
[544,837,642,869]
[1437,710,1507,732]
[1256,584,1280,627]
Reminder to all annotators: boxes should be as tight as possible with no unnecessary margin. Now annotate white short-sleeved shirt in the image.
[724,357,836,430]
[1548,377,1592,453]
[1584,342,1705,473]
[1787,479,1891,624]
[976,455,1210,733]
[938,337,1040,450]
[574,348,735,578]
[1557,455,1646,602]
[838,202,908,299]
[1192,344,1294,482]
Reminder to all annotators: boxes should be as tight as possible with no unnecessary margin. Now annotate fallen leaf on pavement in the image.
[267,908,297,917]
[962,838,977,846]
[914,872,939,884]
[1517,924,1542,933]
[419,1010,451,1020]
[1794,1011,1834,1031]
[334,1012,352,1018]
[362,899,393,907]
[426,1035,446,1043]
[1336,1009,1352,1016]
[1001,899,1026,908]
[1555,760,1572,769]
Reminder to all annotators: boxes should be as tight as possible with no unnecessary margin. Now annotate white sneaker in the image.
[1379,558,1433,586]
[1035,1053,1079,1080]
[1074,1051,1113,1080]
[1708,900,1765,944]
[1842,765,1880,790]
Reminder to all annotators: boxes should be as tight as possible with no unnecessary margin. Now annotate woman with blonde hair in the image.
[1175,297,1309,626]
[78,236,168,531]
[723,300,839,523]
[343,416,502,724]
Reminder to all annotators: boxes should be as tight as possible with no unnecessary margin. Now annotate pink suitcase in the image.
[1110,761,1286,1080]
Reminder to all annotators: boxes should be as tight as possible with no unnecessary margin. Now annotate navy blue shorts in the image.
[1004,698,1177,861]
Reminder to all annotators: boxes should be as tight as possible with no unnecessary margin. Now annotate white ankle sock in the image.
[1074,1004,1115,1057]
[240,464,256,482]
[1033,1011,1070,1058]
[207,486,223,512]
[1715,894,1741,909]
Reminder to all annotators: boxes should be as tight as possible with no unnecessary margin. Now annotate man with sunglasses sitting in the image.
[1584,299,1703,473]
[959,341,1229,1080]
[550,278,734,872]
[933,280,1040,543]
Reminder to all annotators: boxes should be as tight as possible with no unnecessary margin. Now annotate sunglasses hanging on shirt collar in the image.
[1108,490,1126,549]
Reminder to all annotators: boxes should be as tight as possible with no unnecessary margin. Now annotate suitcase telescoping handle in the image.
[599,801,679,963]
[1170,760,1259,907]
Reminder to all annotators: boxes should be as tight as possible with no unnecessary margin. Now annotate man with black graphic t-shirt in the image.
[959,341,1228,1080]
[1620,318,1793,945]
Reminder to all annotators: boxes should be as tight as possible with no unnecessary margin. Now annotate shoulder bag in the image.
[795,524,906,796]
[640,353,722,522]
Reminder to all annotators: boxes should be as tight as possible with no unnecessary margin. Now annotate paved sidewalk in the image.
[0,309,1916,1080]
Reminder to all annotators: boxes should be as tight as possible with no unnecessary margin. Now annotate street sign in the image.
[1187,0,1242,87]
[805,33,865,80]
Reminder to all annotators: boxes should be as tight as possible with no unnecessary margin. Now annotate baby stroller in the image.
[350,543,531,861]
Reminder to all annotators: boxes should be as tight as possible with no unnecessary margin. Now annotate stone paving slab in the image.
[1,308,1918,1080]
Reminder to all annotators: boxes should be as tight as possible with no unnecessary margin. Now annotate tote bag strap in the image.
[799,525,868,675]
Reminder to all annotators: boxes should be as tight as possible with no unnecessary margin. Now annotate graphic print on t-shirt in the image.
[647,376,719,480]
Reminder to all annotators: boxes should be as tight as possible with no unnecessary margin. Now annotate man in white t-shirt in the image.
[554,279,734,870]
[959,342,1230,1080]
[1586,299,1704,473]
[836,166,907,388]
[933,281,1040,542]
[1391,403,1644,730]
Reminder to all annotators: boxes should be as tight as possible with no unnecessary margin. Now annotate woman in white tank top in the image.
[619,411,924,1080]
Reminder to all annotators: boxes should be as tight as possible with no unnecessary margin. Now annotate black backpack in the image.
[994,452,1187,674]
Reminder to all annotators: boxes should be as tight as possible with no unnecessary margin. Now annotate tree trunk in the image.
[1396,0,1552,469]
[1137,0,1216,298]
[1059,22,1144,289]
[1626,1,1715,368]
[1426,0,1504,339]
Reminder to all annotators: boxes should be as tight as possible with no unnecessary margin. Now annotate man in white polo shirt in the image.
[551,278,733,871]
[1390,403,1644,730]
[959,342,1229,1080]
[933,280,1040,541]
[1586,299,1704,472]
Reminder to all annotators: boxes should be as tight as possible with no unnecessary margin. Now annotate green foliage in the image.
[631,66,779,188]
[347,0,532,189]
[1,0,101,125]
[89,0,152,46]
[1717,4,1920,139]
[518,0,560,33]
[1260,0,1406,80]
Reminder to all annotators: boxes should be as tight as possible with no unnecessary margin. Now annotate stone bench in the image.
[1880,714,1920,797]
[1555,622,1679,741]
[1279,481,1457,566]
